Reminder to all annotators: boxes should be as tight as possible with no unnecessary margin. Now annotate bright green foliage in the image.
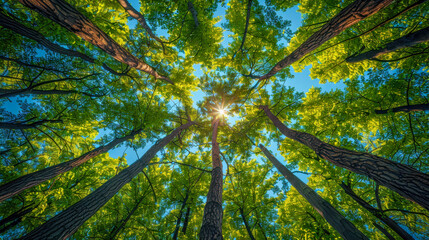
[1,0,428,239]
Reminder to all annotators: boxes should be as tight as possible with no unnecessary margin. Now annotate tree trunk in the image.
[17,0,171,83]
[340,182,415,240]
[107,196,145,240]
[199,119,223,240]
[0,206,35,234]
[259,144,369,240]
[0,129,142,202]
[172,191,189,240]
[259,0,394,80]
[239,208,255,240]
[259,105,429,211]
[375,103,429,114]
[373,222,396,240]
[182,206,191,234]
[0,12,127,77]
[346,27,429,62]
[20,121,193,240]
[188,1,199,27]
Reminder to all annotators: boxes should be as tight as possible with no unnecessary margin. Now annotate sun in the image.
[218,108,227,116]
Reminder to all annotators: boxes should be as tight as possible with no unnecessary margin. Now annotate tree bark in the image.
[232,0,252,59]
[182,206,191,234]
[346,27,429,62]
[116,0,164,48]
[199,119,223,240]
[0,12,127,77]
[340,182,415,240]
[375,103,429,114]
[0,206,35,234]
[239,208,255,240]
[107,196,145,240]
[0,129,142,202]
[17,0,171,83]
[259,144,369,240]
[259,105,429,211]
[373,222,396,240]
[172,191,189,240]
[20,121,193,240]
[188,1,199,27]
[259,0,395,80]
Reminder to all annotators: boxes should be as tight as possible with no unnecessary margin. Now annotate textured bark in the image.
[107,196,145,240]
[0,119,62,130]
[373,222,396,240]
[259,0,395,80]
[0,206,35,234]
[188,1,199,27]
[0,12,127,77]
[259,144,369,240]
[199,119,223,240]
[375,103,429,114]
[0,89,103,98]
[173,192,189,240]
[260,105,429,211]
[239,208,255,240]
[20,122,193,240]
[340,182,415,240]
[346,27,429,62]
[182,206,191,234]
[116,0,164,48]
[17,0,171,83]
[0,129,142,202]
[232,0,252,59]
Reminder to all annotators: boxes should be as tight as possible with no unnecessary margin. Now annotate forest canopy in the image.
[0,0,428,239]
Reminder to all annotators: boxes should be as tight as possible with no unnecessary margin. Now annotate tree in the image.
[1,0,428,239]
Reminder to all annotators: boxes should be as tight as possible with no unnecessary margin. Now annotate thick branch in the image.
[20,122,194,239]
[259,0,395,80]
[0,119,62,130]
[0,129,143,202]
[259,105,429,211]
[0,88,104,98]
[346,27,429,62]
[17,0,172,83]
[375,103,429,114]
[232,0,252,59]
[188,1,199,27]
[0,12,127,77]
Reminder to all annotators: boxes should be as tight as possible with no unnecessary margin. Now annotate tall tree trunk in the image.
[346,27,429,62]
[259,144,369,240]
[0,206,36,234]
[239,207,255,240]
[375,103,429,114]
[20,121,193,240]
[17,0,171,83]
[182,206,191,234]
[188,1,199,27]
[107,196,145,240]
[0,12,126,77]
[373,222,396,240]
[259,0,395,80]
[340,182,415,240]
[0,129,142,202]
[199,119,223,240]
[259,105,429,211]
[232,0,252,59]
[172,191,189,240]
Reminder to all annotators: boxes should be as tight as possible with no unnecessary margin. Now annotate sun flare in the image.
[218,108,227,116]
